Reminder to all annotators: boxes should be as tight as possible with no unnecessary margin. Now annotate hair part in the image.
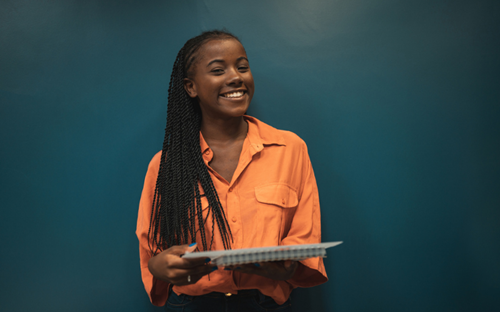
[148,30,238,254]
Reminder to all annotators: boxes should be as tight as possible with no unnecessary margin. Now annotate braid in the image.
[149,30,239,254]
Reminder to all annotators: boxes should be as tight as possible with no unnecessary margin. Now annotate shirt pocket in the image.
[254,183,298,208]
[254,183,298,244]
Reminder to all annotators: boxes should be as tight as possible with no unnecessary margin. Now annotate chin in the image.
[222,104,249,117]
[232,107,250,118]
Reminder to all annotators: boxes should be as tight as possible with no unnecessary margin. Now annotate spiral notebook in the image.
[182,242,342,266]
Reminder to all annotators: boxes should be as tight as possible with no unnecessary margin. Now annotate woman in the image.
[136,30,327,311]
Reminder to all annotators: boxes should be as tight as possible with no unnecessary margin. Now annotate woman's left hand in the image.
[225,260,299,281]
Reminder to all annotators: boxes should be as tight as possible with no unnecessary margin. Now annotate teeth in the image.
[222,91,244,98]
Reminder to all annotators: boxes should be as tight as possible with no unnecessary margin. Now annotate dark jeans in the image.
[165,289,292,312]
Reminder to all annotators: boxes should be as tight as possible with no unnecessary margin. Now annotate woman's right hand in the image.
[148,243,217,286]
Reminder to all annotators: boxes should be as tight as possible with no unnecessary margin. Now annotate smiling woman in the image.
[184,39,254,123]
[136,30,326,312]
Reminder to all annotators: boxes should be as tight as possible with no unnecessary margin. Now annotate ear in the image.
[183,78,197,98]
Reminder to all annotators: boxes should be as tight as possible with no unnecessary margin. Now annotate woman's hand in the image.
[148,243,217,286]
[225,260,299,281]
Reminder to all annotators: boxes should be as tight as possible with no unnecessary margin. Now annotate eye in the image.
[238,65,249,72]
[211,68,224,75]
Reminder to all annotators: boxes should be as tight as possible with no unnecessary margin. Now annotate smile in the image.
[220,91,246,98]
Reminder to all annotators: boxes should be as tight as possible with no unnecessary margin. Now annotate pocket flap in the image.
[254,183,298,208]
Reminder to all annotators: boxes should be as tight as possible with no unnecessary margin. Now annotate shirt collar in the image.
[244,115,286,153]
[199,115,286,158]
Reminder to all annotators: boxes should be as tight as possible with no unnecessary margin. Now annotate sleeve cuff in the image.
[287,257,328,288]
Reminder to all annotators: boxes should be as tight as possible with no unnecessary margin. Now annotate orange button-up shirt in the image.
[136,116,327,306]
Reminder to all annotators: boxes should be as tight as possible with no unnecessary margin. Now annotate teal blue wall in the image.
[1,1,499,311]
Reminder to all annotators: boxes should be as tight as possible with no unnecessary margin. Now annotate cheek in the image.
[245,75,255,93]
[207,80,224,96]
[248,81,255,97]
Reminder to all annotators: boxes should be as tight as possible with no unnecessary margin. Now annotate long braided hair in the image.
[149,30,238,254]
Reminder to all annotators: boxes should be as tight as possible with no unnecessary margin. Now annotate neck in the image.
[200,115,248,144]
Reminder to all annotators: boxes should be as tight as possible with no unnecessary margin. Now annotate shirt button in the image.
[282,199,285,205]
[232,217,237,222]
[204,150,210,155]
[228,187,233,192]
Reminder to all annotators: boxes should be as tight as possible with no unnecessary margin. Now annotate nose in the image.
[226,67,243,86]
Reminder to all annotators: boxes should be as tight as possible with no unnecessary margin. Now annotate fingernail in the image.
[189,242,197,247]
[253,263,260,267]
[205,258,211,263]
[212,266,218,271]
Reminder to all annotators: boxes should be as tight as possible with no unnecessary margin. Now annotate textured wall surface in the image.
[1,1,499,311]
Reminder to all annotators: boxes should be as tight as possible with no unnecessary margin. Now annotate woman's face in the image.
[184,38,254,121]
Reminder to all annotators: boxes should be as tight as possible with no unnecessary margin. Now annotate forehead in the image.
[195,39,247,65]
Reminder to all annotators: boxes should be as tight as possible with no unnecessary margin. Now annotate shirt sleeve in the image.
[136,152,170,306]
[281,142,328,288]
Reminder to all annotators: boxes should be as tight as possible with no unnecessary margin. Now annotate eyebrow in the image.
[206,57,249,67]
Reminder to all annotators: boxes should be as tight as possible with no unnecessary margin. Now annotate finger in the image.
[171,256,211,269]
[185,243,198,253]
[190,263,218,276]
[178,243,215,267]
[166,244,195,256]
[192,265,218,280]
[171,262,217,277]
[167,243,203,258]
[171,265,218,285]
[176,271,207,286]
[164,244,210,269]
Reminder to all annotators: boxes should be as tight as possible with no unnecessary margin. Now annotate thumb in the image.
[168,243,198,256]
[185,242,198,254]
